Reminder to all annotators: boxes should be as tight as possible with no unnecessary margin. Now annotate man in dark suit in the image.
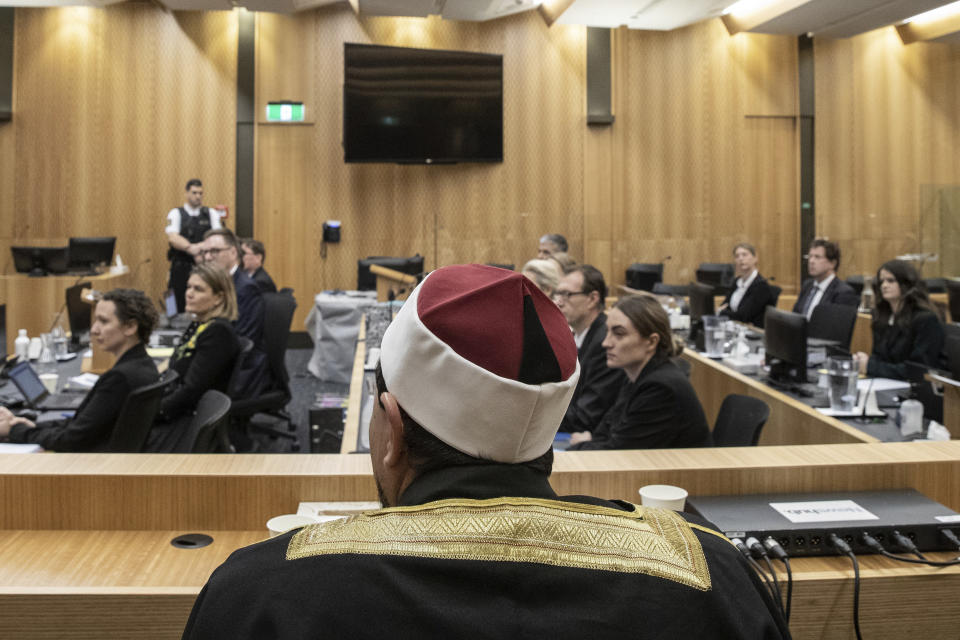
[202,229,265,348]
[240,238,278,294]
[793,238,859,319]
[554,264,624,432]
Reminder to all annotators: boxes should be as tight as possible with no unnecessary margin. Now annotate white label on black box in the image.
[769,500,879,523]
[935,515,960,523]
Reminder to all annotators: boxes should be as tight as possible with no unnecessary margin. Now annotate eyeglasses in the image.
[552,290,588,301]
[202,247,226,256]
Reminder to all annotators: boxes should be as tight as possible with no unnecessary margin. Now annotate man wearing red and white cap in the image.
[183,265,788,640]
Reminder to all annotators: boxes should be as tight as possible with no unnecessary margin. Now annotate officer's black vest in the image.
[168,207,213,262]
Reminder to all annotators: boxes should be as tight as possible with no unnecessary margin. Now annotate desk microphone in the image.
[49,272,94,333]
[856,377,875,423]
[131,257,152,279]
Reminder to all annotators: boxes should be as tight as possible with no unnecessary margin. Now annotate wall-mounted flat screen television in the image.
[343,43,503,164]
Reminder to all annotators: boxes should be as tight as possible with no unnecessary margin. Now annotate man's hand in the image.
[187,243,203,257]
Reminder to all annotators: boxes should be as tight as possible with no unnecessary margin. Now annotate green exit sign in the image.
[266,102,305,122]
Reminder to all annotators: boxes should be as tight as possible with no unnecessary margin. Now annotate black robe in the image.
[182,464,788,639]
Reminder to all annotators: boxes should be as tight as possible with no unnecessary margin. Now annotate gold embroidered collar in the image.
[287,497,712,591]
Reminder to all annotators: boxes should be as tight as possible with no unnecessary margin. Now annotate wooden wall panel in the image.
[602,21,800,292]
[816,28,960,280]
[255,7,586,327]
[4,6,236,301]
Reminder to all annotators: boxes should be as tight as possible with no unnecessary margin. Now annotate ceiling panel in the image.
[557,0,730,30]
[749,0,950,37]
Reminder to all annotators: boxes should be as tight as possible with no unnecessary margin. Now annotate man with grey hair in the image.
[538,233,568,259]
[182,264,788,640]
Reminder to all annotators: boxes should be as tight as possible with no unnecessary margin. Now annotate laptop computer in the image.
[7,361,87,410]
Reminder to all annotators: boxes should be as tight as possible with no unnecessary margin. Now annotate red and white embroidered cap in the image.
[380,264,580,463]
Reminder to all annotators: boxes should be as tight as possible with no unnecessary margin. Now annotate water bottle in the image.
[14,329,30,363]
[899,397,923,437]
[860,276,875,313]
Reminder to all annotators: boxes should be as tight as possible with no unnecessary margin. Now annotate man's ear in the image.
[379,391,407,467]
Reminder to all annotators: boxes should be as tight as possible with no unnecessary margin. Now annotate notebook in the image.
[7,361,87,410]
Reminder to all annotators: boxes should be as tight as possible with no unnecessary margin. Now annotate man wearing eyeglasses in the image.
[165,179,222,314]
[201,229,265,350]
[553,265,624,433]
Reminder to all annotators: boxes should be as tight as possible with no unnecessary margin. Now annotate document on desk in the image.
[0,443,42,453]
[68,373,100,390]
[859,378,910,392]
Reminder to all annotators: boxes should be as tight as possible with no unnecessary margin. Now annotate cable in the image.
[764,537,792,623]
[829,534,862,640]
[940,528,960,551]
[746,537,783,614]
[860,532,960,567]
[890,530,925,559]
[731,538,781,613]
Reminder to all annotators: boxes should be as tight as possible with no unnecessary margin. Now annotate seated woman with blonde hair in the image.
[521,259,563,297]
[569,293,711,450]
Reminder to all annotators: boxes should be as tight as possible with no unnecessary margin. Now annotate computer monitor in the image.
[696,263,734,295]
[11,246,70,277]
[764,307,807,383]
[65,282,92,349]
[688,281,715,324]
[68,237,116,271]
[357,255,425,291]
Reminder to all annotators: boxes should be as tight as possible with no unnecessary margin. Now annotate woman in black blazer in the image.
[719,242,777,327]
[0,289,160,451]
[158,262,241,422]
[569,294,711,450]
[854,259,944,380]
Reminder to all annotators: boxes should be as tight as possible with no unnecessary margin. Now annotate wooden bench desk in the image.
[3,444,960,638]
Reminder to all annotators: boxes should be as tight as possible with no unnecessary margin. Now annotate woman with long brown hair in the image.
[569,294,711,450]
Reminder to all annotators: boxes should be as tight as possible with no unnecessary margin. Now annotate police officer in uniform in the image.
[183,265,790,640]
[165,179,222,314]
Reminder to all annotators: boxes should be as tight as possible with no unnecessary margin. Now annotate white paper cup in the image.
[266,514,318,537]
[39,373,58,395]
[638,484,688,511]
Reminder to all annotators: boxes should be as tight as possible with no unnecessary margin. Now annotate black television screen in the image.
[343,43,503,164]
[68,236,115,271]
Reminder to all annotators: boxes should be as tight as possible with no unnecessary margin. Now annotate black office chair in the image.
[808,302,859,351]
[696,263,735,296]
[712,394,770,446]
[106,371,178,453]
[846,275,865,297]
[924,278,947,294]
[769,285,782,309]
[652,282,689,297]
[186,390,233,453]
[625,263,663,292]
[946,279,960,322]
[230,291,299,451]
[945,329,960,380]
